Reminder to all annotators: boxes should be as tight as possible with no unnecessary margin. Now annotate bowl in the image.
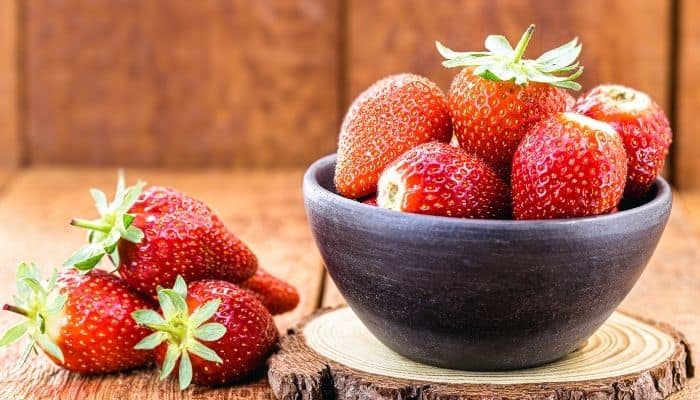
[302,154,672,371]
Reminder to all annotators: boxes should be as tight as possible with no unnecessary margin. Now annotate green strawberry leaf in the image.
[65,243,105,270]
[160,343,180,381]
[36,333,64,363]
[108,248,120,269]
[551,80,582,90]
[0,323,27,347]
[134,331,168,350]
[484,34,513,56]
[17,340,36,368]
[132,309,166,327]
[44,293,67,315]
[178,351,193,391]
[121,225,144,244]
[172,276,187,299]
[193,323,226,342]
[157,290,178,320]
[162,289,188,316]
[189,299,220,328]
[188,340,222,364]
[90,189,108,215]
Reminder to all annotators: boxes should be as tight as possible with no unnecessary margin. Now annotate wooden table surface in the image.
[0,168,697,399]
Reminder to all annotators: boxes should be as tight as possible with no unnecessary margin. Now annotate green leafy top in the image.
[64,171,146,271]
[436,24,583,90]
[132,276,226,390]
[0,262,68,367]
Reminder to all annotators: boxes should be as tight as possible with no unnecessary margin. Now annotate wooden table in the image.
[0,168,697,399]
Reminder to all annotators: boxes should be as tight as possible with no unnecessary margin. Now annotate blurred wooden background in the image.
[0,0,698,187]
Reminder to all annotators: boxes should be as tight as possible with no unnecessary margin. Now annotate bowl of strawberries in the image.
[303,25,673,371]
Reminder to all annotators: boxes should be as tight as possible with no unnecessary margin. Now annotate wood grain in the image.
[676,0,700,189]
[345,0,671,112]
[24,0,340,168]
[0,168,324,399]
[678,191,700,234]
[651,209,700,400]
[269,308,691,399]
[0,0,19,168]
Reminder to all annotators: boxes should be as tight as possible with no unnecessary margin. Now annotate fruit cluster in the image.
[335,25,672,220]
[0,175,299,390]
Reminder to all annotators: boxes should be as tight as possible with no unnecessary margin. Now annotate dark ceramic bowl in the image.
[303,154,672,371]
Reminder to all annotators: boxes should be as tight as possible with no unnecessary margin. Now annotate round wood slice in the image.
[268,307,694,400]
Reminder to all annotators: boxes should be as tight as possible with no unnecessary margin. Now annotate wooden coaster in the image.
[268,307,693,400]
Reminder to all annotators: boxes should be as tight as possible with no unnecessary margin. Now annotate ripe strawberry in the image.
[377,142,510,219]
[66,174,257,297]
[360,195,378,206]
[335,73,452,198]
[132,276,278,390]
[574,84,672,198]
[0,263,153,374]
[512,112,627,220]
[565,92,577,111]
[239,269,300,315]
[437,25,582,177]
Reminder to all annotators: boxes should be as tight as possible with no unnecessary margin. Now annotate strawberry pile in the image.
[335,25,672,220]
[0,174,299,390]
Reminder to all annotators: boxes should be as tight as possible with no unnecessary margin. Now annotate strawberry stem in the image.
[70,218,112,233]
[3,304,29,317]
[512,24,535,64]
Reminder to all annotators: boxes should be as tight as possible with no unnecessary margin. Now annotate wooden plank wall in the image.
[0,0,19,169]
[345,0,670,110]
[677,0,700,189]
[1,0,698,187]
[23,0,340,168]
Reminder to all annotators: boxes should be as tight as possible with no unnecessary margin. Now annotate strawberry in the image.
[239,269,299,315]
[132,276,278,390]
[511,112,627,220]
[574,84,672,198]
[0,263,153,374]
[335,73,452,198]
[437,25,582,177]
[66,174,257,297]
[377,142,510,219]
[360,195,377,206]
[565,92,577,111]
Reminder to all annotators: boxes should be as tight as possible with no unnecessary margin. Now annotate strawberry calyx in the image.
[376,166,408,211]
[0,262,67,366]
[436,24,583,90]
[65,171,146,272]
[132,276,226,390]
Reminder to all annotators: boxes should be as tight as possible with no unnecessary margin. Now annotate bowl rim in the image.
[303,153,673,228]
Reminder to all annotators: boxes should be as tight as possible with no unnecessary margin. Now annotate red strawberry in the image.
[360,195,378,206]
[574,84,672,198]
[565,92,577,111]
[66,174,257,297]
[511,112,627,220]
[132,276,278,390]
[0,263,153,374]
[239,269,300,315]
[437,25,582,177]
[377,142,510,219]
[335,73,452,199]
